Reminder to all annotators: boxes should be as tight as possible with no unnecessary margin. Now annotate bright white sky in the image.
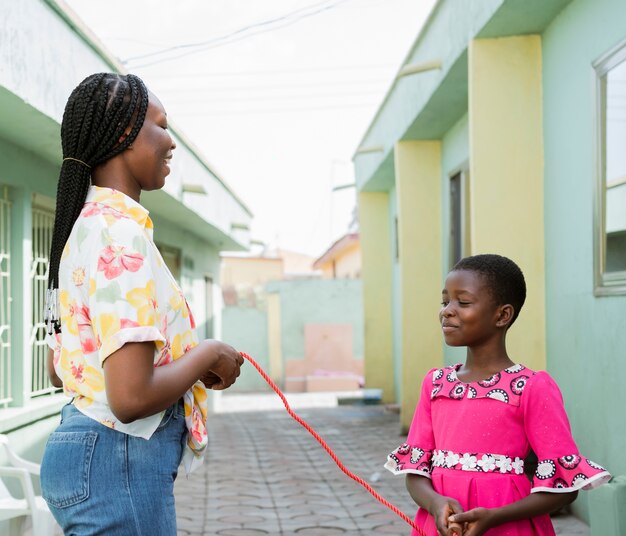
[65,0,436,257]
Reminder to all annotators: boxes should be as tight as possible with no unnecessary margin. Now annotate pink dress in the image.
[385,364,611,535]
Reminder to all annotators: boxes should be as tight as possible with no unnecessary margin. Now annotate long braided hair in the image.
[44,73,149,334]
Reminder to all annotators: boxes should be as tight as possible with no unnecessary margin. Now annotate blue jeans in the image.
[40,401,187,535]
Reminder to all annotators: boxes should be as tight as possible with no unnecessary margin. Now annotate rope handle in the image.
[238,352,426,535]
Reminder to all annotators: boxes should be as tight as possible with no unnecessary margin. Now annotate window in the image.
[449,170,470,269]
[156,243,182,283]
[594,40,626,294]
[204,275,214,339]
[0,187,11,408]
[30,199,56,397]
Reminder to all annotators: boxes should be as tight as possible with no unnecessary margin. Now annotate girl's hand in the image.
[448,508,495,536]
[431,497,464,536]
[446,522,464,536]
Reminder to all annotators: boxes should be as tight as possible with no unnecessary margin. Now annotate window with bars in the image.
[0,187,11,408]
[30,202,56,397]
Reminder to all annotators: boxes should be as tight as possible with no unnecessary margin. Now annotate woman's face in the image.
[125,92,176,192]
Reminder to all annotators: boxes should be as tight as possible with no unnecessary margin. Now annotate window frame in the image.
[448,165,471,270]
[593,38,626,296]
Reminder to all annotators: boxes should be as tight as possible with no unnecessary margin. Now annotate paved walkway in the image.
[174,393,590,536]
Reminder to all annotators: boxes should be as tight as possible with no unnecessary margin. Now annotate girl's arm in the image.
[448,490,578,536]
[47,348,63,388]
[406,474,464,536]
[103,339,243,423]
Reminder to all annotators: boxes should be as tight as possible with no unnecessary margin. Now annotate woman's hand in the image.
[448,508,495,536]
[198,340,244,390]
[430,496,465,536]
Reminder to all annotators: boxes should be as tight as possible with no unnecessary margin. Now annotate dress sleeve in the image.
[89,221,166,365]
[384,369,436,478]
[523,371,611,493]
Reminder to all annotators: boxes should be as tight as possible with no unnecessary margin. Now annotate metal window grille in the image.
[29,205,55,397]
[0,187,11,407]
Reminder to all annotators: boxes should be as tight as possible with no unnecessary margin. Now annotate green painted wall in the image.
[266,279,363,362]
[221,306,269,392]
[0,136,58,196]
[542,0,626,521]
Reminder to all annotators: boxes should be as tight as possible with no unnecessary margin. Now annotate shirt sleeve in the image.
[88,221,166,364]
[523,371,611,493]
[384,369,436,478]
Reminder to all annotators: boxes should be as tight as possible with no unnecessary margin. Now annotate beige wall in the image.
[358,192,395,403]
[220,256,284,288]
[469,36,546,370]
[317,242,361,279]
[395,141,444,430]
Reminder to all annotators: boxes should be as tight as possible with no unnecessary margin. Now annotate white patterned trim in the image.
[383,458,432,478]
[431,449,524,474]
[531,471,612,493]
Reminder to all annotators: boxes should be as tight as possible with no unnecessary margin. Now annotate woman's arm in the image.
[47,348,63,388]
[103,339,243,423]
[448,491,578,535]
[406,474,464,536]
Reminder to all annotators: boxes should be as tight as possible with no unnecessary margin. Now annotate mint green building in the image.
[0,3,251,531]
[354,0,626,532]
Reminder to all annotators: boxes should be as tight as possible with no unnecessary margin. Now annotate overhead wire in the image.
[126,0,352,69]
[156,79,389,93]
[151,63,395,79]
[172,102,379,116]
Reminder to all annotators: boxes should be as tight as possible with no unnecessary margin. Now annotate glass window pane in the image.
[605,59,626,274]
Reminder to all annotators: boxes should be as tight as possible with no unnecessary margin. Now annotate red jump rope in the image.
[239,352,427,536]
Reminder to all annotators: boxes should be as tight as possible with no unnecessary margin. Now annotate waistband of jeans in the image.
[431,449,525,474]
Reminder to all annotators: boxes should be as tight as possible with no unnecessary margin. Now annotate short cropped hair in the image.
[452,254,526,325]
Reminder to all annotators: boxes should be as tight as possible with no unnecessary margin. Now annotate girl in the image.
[40,73,243,535]
[385,254,611,536]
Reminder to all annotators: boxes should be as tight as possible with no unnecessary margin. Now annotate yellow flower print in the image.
[126,280,158,326]
[60,290,78,336]
[169,285,189,319]
[101,419,116,429]
[72,267,86,286]
[90,188,150,227]
[193,382,207,404]
[171,330,195,360]
[96,313,120,343]
[59,348,104,401]
[89,278,96,296]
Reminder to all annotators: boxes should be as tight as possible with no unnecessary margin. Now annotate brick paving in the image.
[21,395,589,535]
[174,397,590,536]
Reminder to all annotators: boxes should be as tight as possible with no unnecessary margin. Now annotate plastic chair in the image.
[0,434,55,536]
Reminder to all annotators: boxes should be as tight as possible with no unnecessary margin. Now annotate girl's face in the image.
[124,92,176,192]
[439,270,504,347]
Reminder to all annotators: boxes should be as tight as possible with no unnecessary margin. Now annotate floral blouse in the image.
[48,186,208,473]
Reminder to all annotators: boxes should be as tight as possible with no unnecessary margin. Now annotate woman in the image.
[41,72,243,535]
